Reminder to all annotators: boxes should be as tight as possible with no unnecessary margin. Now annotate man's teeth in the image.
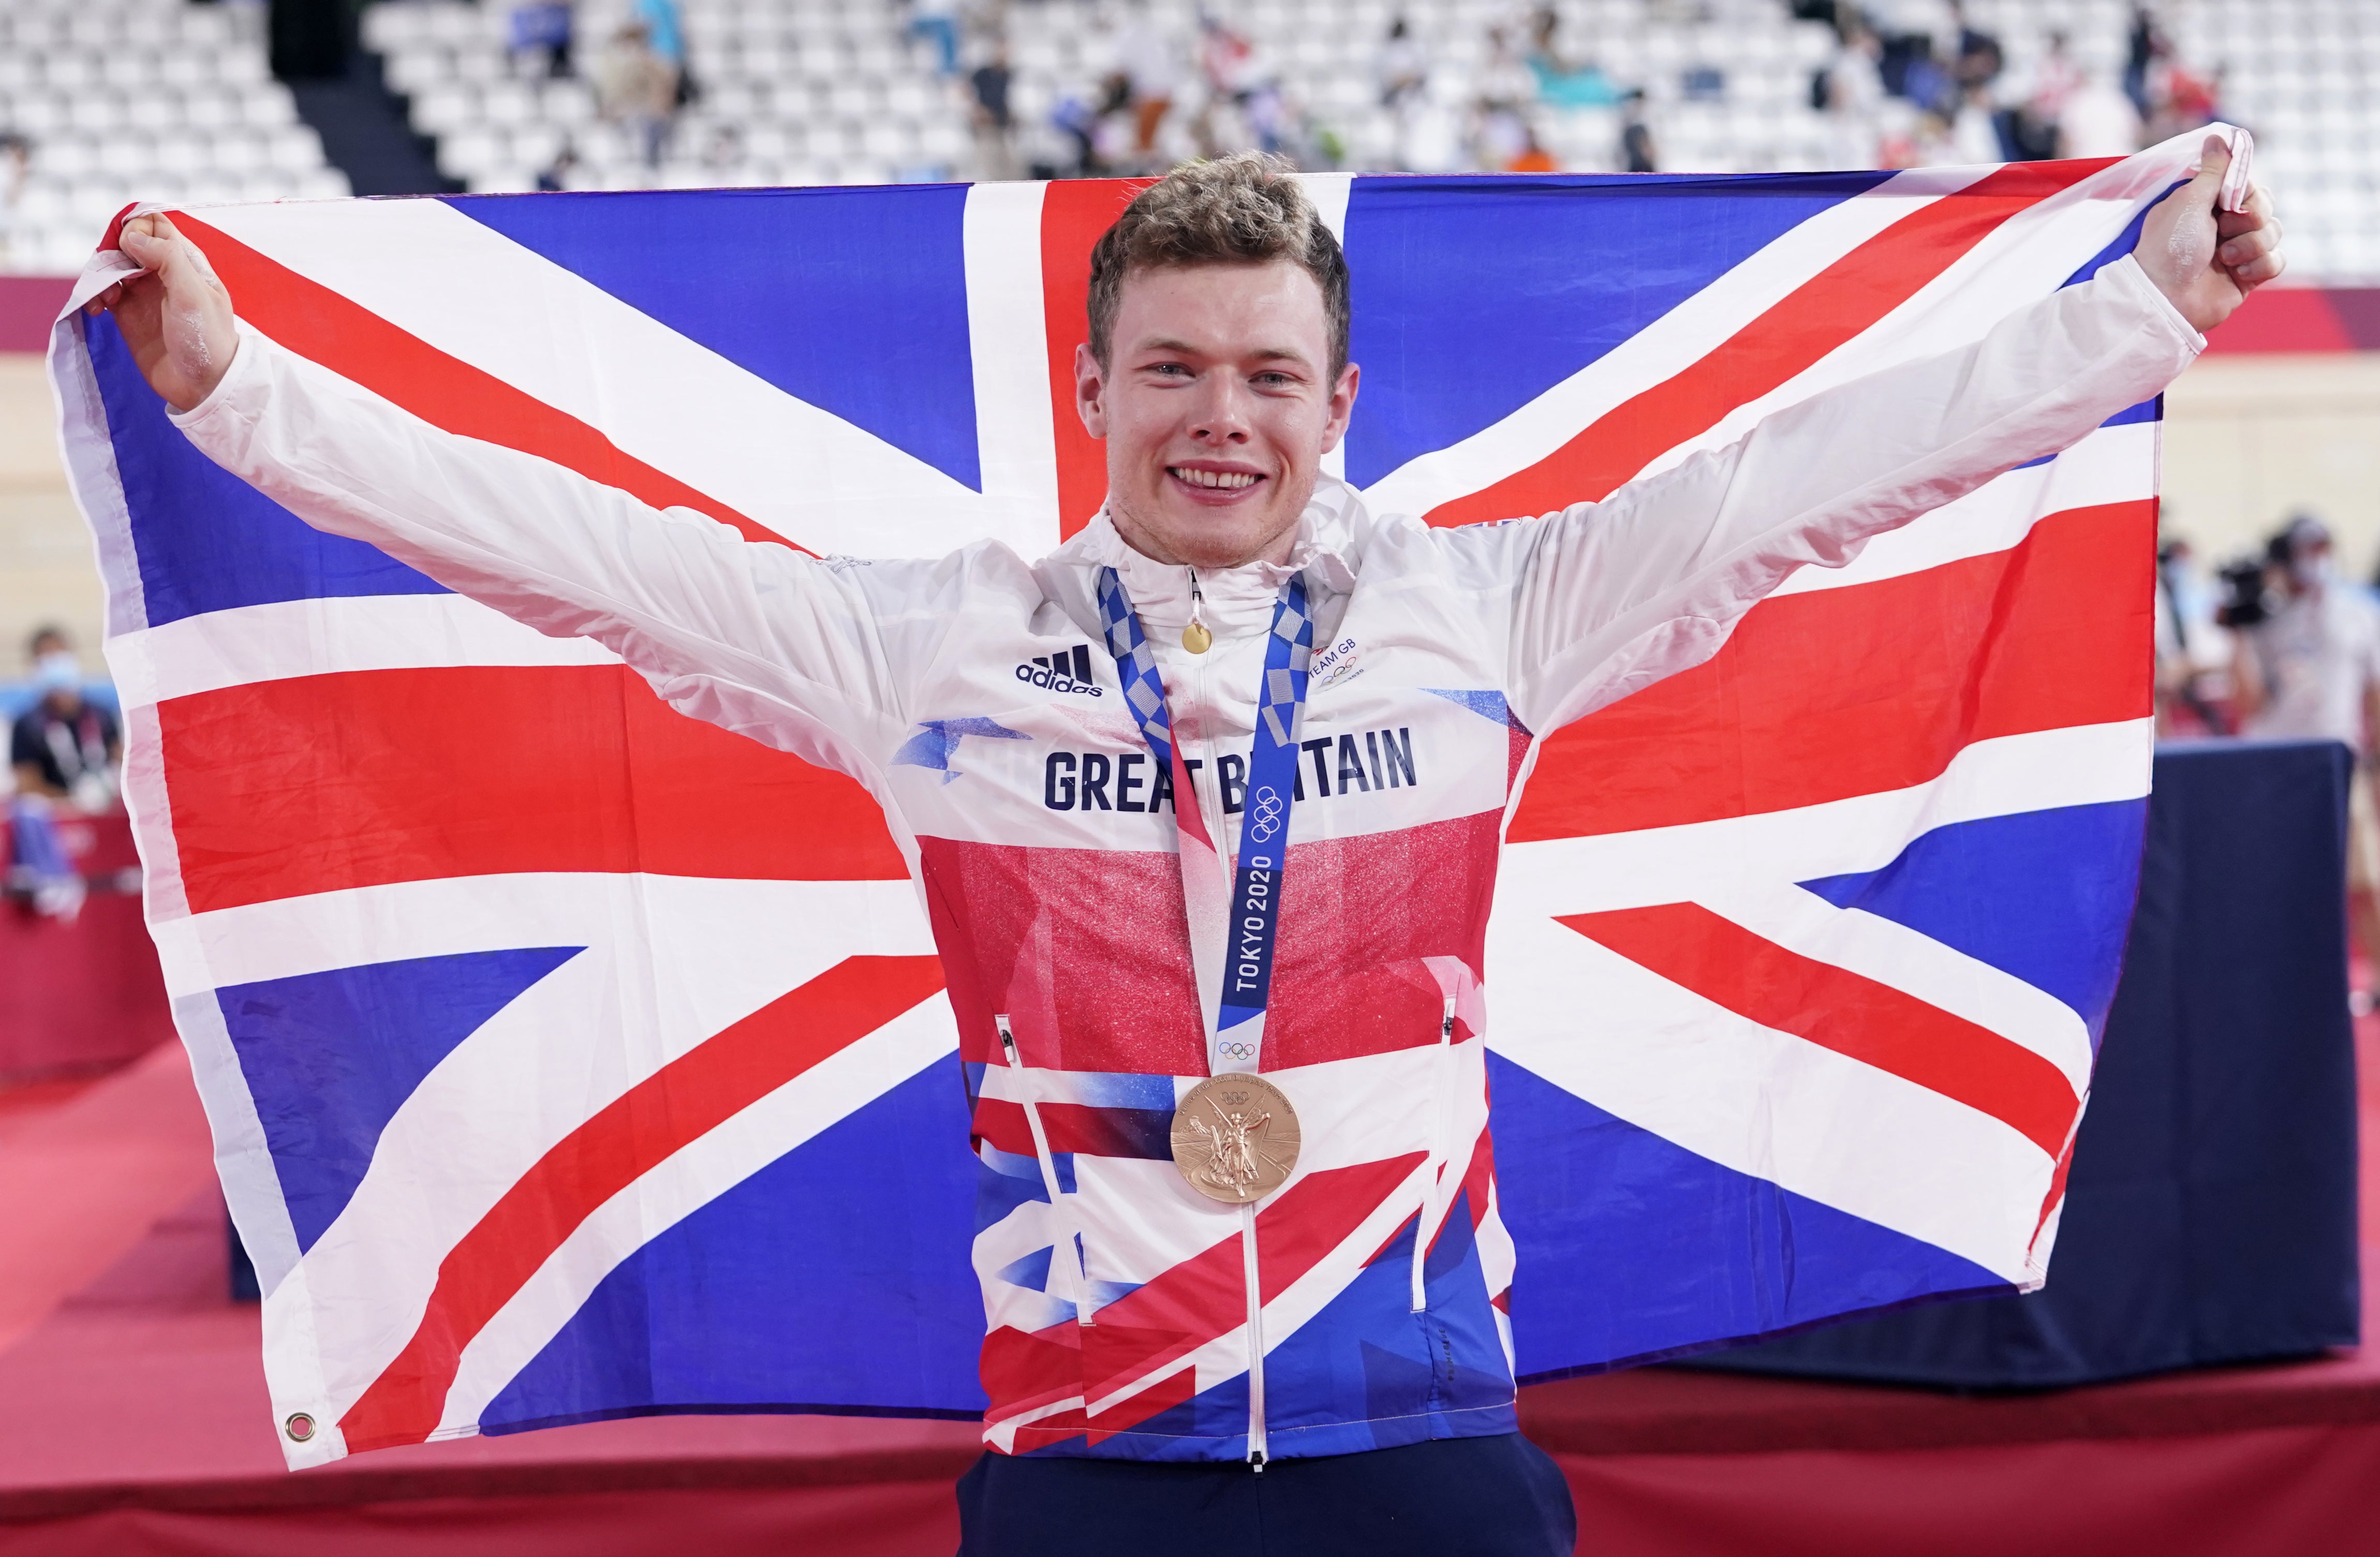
[1172,468,1260,490]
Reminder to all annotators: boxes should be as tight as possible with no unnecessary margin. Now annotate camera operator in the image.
[2155,535,2233,734]
[2234,513,2380,988]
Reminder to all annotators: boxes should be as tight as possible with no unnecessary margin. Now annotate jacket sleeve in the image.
[1490,254,2204,736]
[170,325,932,778]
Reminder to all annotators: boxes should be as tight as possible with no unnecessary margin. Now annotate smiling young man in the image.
[97,148,2277,1555]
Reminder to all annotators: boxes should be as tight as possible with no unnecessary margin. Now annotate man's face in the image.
[1076,259,1358,571]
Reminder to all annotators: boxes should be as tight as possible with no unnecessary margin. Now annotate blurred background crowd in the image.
[0,0,2375,942]
[0,0,2374,279]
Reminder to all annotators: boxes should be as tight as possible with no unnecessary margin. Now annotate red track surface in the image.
[1,1027,2375,1555]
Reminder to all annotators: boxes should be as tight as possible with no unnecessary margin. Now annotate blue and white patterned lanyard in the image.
[1097,566,1316,1073]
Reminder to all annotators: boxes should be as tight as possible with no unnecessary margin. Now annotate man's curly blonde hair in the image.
[1086,153,1352,379]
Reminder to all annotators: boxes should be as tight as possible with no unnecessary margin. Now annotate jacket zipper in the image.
[996,1014,1093,1328]
[1181,588,1269,1471]
[1241,1203,1266,1470]
[1410,997,1458,1312]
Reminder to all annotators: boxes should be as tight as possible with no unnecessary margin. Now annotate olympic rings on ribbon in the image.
[1214,1040,1260,1060]
[1247,785,1285,841]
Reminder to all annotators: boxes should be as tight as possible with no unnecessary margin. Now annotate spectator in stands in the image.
[10,628,117,810]
[2144,50,2221,144]
[634,0,686,80]
[597,21,678,169]
[1820,25,1885,169]
[1114,3,1181,169]
[1889,39,1956,120]
[2232,515,2380,983]
[1048,88,1107,177]
[2004,28,2082,159]
[1525,7,1619,109]
[1191,12,1262,157]
[1945,82,2000,164]
[1377,17,1426,111]
[1899,106,1962,168]
[971,39,1018,179]
[2154,532,2234,736]
[537,139,581,192]
[508,1,574,79]
[2124,5,2165,120]
[908,0,961,78]
[1949,1,2003,93]
[1474,27,1538,171]
[2058,66,2144,158]
[1620,89,1658,172]
[1505,125,1557,173]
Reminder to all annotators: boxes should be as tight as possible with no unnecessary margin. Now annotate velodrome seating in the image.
[0,0,2371,283]
[0,0,351,275]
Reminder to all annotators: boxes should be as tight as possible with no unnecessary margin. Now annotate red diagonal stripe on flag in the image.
[1560,904,2078,1156]
[338,953,948,1454]
[1040,178,1158,541]
[168,214,798,551]
[160,663,909,914]
[1511,497,2154,841]
[1423,158,2119,526]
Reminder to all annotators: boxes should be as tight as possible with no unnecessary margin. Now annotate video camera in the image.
[2214,555,2272,629]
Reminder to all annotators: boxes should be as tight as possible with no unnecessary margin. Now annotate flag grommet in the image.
[284,1413,317,1443]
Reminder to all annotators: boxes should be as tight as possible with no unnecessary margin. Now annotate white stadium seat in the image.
[4,0,2370,274]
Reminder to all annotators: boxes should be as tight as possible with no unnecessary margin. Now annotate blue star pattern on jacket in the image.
[892,717,1030,783]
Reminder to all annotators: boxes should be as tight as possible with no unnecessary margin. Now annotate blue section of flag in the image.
[2013,397,2161,470]
[216,946,581,1254]
[448,185,984,490]
[483,1057,988,1430]
[1800,799,2149,1035]
[1340,171,1893,487]
[86,313,447,626]
[1488,1052,2006,1378]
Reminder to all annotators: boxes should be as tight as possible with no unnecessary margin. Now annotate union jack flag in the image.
[51,131,2216,1467]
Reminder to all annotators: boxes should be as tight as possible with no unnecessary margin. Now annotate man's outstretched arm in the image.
[1493,136,2282,737]
[90,214,935,772]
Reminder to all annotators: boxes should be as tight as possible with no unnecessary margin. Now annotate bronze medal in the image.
[1171,1073,1300,1204]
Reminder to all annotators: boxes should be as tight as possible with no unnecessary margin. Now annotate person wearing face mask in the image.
[9,626,120,810]
[2235,514,2380,984]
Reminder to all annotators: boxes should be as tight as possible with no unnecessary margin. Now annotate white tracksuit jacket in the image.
[172,253,2201,1464]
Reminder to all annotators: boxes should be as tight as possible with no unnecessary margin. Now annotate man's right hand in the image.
[83,214,239,414]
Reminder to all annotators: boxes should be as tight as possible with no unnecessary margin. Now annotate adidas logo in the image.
[1016,645,1104,698]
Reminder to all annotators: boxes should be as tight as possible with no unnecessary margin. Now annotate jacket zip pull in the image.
[1182,569,1213,655]
[997,1015,1095,1328]
[1410,996,1459,1314]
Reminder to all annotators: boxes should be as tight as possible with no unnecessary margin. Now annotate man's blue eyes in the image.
[1143,365,1296,386]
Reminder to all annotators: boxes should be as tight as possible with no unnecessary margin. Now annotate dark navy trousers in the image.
[955,1432,1578,1556]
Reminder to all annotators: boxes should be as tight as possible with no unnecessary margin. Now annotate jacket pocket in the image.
[1410,995,1457,1313]
[997,1014,1095,1326]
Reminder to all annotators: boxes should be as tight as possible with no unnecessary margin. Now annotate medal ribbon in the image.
[1098,567,1315,1076]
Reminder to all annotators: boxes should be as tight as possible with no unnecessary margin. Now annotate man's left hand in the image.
[2135,134,2285,335]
